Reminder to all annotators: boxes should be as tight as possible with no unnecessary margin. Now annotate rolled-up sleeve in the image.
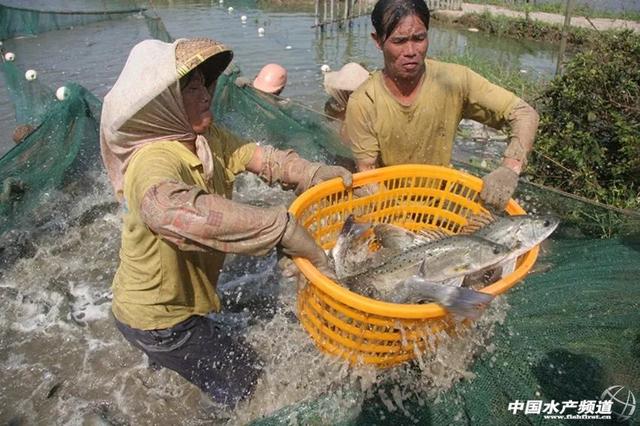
[462,68,520,130]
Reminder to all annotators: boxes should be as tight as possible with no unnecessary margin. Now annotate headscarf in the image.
[100,38,233,200]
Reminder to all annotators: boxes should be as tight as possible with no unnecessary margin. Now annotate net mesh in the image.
[0,2,146,40]
[0,78,102,233]
[214,68,353,165]
[1,58,54,126]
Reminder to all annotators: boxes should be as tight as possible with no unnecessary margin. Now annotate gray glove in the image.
[279,214,335,278]
[309,164,353,190]
[234,76,252,88]
[480,166,519,211]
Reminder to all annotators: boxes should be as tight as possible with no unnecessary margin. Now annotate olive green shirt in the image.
[345,59,520,166]
[112,125,257,330]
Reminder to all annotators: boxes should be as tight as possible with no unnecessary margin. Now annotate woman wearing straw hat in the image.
[100,38,352,406]
[345,0,539,210]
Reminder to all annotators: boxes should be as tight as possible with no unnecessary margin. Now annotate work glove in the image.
[279,214,335,279]
[234,76,252,88]
[352,182,380,198]
[307,164,353,191]
[480,166,519,211]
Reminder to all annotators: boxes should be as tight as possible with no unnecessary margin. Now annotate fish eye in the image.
[493,246,501,254]
[543,219,551,227]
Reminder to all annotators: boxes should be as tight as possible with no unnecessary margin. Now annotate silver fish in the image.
[461,214,560,281]
[332,217,508,318]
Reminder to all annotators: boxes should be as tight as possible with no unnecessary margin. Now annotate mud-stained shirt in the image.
[112,125,257,330]
[345,59,520,167]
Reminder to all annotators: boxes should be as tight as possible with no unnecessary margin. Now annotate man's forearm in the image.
[503,99,540,174]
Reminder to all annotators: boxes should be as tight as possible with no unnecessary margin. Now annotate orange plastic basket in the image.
[288,165,539,368]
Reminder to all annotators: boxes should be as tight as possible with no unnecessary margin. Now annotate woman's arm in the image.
[245,145,352,193]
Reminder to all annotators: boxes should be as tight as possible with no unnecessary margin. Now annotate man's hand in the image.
[480,166,519,211]
[234,76,252,88]
[309,165,353,190]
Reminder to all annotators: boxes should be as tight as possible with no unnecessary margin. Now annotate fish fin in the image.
[373,223,418,250]
[395,277,494,319]
[459,211,497,235]
[415,228,450,242]
[442,276,464,287]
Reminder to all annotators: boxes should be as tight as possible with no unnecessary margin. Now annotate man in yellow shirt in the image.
[345,0,539,210]
[100,38,351,407]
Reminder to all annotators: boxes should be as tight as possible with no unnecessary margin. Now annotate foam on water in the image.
[0,165,513,424]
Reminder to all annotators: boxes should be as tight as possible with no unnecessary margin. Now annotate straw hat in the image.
[323,62,369,93]
[175,38,233,86]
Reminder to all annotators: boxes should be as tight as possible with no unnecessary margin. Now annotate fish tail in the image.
[397,277,494,319]
[441,287,495,319]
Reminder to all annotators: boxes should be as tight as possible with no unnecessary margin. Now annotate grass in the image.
[436,10,606,46]
[464,0,640,21]
[433,52,545,102]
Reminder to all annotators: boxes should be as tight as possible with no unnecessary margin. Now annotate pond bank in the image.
[435,2,640,33]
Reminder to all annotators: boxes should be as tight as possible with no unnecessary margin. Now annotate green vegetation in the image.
[439,30,640,236]
[436,53,540,100]
[441,10,593,45]
[464,0,640,21]
[527,30,640,226]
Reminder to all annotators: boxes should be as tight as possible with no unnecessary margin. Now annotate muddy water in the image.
[0,1,556,423]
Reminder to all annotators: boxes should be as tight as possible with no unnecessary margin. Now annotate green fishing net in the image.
[214,68,353,165]
[0,78,102,233]
[0,2,146,41]
[1,58,54,126]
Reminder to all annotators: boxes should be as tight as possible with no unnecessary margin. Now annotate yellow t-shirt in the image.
[112,125,257,330]
[345,59,520,167]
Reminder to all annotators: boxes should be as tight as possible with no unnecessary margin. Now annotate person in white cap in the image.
[323,62,371,147]
[323,62,370,122]
[100,37,351,407]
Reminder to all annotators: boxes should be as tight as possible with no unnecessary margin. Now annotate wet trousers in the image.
[114,314,262,407]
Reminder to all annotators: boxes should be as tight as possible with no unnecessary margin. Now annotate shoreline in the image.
[436,3,640,33]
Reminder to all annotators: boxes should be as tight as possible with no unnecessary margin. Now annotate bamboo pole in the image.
[314,0,319,27]
[330,0,334,23]
[555,0,576,76]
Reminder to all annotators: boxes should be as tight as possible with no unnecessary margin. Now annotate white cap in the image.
[25,69,37,80]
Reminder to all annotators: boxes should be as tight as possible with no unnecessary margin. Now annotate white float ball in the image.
[4,52,15,61]
[241,15,247,23]
[219,0,223,3]
[285,45,292,50]
[25,69,37,81]
[227,6,233,12]
[258,27,265,35]
[320,64,331,73]
[56,86,69,101]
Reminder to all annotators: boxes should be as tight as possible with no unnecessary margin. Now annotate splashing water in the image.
[0,169,511,424]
